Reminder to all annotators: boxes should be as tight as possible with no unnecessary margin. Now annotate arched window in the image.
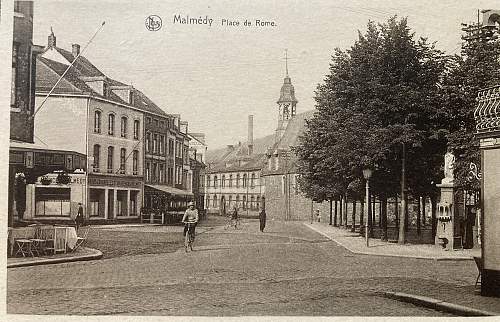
[93,144,100,171]
[213,194,217,207]
[94,111,101,133]
[229,174,233,187]
[243,174,247,188]
[133,120,140,139]
[107,146,114,173]
[236,174,240,188]
[257,196,261,209]
[108,114,115,135]
[132,150,138,175]
[214,176,218,188]
[251,173,256,188]
[222,175,226,188]
[120,148,126,173]
[206,196,210,208]
[145,132,151,153]
[207,175,211,187]
[242,195,246,209]
[120,116,128,137]
[236,195,240,206]
[228,195,233,207]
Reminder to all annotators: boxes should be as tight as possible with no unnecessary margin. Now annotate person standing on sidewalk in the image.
[75,203,84,231]
[316,209,321,223]
[259,205,267,232]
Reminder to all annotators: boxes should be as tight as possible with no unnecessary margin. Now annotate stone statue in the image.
[443,151,455,184]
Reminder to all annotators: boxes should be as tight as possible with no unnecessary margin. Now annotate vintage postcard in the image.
[2,0,500,320]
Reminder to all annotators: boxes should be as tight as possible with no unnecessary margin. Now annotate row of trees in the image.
[295,16,500,243]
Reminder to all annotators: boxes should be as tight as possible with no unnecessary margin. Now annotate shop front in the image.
[88,174,142,221]
[143,184,193,223]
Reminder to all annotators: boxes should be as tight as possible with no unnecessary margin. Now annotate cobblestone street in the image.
[6,216,486,316]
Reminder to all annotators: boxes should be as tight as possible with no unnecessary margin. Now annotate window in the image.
[243,196,246,209]
[222,175,226,188]
[214,176,218,188]
[207,175,211,187]
[108,114,115,135]
[153,134,158,153]
[236,174,240,188]
[168,167,173,184]
[154,119,159,127]
[120,148,126,173]
[133,120,140,139]
[159,164,164,183]
[168,139,174,156]
[229,175,233,188]
[257,196,261,209]
[228,195,233,207]
[94,111,101,133]
[152,163,157,182]
[146,117,151,125]
[206,196,210,208]
[132,150,138,175]
[120,117,127,138]
[213,195,217,207]
[146,132,151,153]
[93,144,100,171]
[107,146,114,173]
[236,195,240,206]
[243,174,247,188]
[146,162,151,182]
[160,121,164,129]
[159,135,164,155]
[11,43,19,107]
[251,173,256,188]
[250,196,255,209]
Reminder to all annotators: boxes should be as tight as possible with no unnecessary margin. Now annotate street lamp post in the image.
[363,167,373,247]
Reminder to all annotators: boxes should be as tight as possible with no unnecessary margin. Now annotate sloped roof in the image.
[37,52,168,116]
[206,133,274,164]
[52,46,104,77]
[274,109,314,150]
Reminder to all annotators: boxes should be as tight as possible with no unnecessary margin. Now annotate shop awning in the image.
[145,184,193,197]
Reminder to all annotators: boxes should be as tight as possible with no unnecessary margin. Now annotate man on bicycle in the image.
[182,202,199,249]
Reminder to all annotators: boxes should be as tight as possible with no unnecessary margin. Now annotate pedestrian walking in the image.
[259,206,266,232]
[316,209,321,223]
[75,203,84,231]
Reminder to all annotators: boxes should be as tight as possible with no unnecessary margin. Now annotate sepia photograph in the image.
[3,0,500,319]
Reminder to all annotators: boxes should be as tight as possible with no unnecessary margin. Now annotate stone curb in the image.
[304,223,474,261]
[381,291,498,316]
[7,247,103,268]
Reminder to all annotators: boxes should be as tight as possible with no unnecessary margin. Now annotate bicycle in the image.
[224,216,242,230]
[184,222,196,252]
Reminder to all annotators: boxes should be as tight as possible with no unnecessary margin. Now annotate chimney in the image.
[48,27,56,48]
[247,115,254,155]
[72,44,80,57]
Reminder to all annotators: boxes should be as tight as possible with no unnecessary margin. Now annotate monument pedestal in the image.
[435,181,456,251]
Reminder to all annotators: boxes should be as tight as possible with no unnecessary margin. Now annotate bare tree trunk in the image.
[421,196,426,226]
[344,194,348,229]
[416,196,421,236]
[351,200,357,232]
[381,196,388,241]
[339,196,343,226]
[329,199,333,225]
[334,199,338,226]
[431,195,437,239]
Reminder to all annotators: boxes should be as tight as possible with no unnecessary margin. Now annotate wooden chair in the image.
[474,256,482,287]
[44,227,68,254]
[72,226,91,252]
[14,227,36,257]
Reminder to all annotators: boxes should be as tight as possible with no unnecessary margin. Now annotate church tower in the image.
[275,49,298,142]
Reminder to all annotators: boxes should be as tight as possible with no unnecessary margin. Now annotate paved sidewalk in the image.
[7,247,102,268]
[305,222,480,260]
[305,221,500,316]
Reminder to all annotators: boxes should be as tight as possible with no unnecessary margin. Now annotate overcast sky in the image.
[32,0,499,149]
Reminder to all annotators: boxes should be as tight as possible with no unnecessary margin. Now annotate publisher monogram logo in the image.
[145,15,162,31]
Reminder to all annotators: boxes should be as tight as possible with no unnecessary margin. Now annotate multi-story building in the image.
[205,116,270,216]
[142,105,194,216]
[34,33,145,221]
